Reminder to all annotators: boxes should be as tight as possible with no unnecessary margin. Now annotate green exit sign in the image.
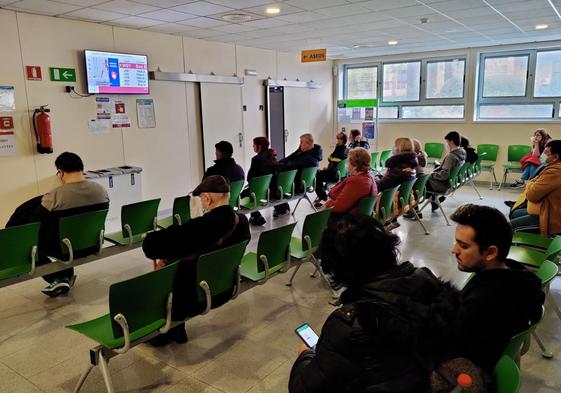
[49,67,76,82]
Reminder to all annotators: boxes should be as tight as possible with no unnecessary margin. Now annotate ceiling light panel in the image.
[243,3,303,17]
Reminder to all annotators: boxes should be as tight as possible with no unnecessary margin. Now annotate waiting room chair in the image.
[498,145,531,191]
[378,149,392,170]
[370,151,379,171]
[272,169,297,201]
[240,222,296,282]
[424,142,444,165]
[373,186,399,225]
[67,262,178,393]
[356,195,379,217]
[420,163,462,226]
[335,159,348,181]
[0,222,40,280]
[56,209,108,264]
[292,166,318,216]
[477,144,499,189]
[240,174,272,210]
[502,306,545,366]
[159,196,190,229]
[395,178,416,217]
[494,356,520,393]
[512,232,554,251]
[105,199,160,247]
[410,174,431,235]
[229,180,245,210]
[508,236,561,269]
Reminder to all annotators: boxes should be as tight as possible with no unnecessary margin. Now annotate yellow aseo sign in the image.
[301,49,327,63]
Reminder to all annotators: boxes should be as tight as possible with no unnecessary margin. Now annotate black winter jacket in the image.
[289,262,456,393]
[204,157,245,183]
[247,150,278,181]
[452,259,544,373]
[465,146,479,164]
[279,144,323,193]
[325,144,349,174]
[376,152,418,192]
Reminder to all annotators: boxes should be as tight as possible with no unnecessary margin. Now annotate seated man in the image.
[6,152,109,297]
[203,141,245,183]
[142,175,250,346]
[289,214,455,393]
[426,131,466,211]
[510,140,561,236]
[449,204,544,373]
[274,133,323,216]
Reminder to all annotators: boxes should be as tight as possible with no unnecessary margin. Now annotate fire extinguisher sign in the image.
[0,116,16,157]
[25,66,42,81]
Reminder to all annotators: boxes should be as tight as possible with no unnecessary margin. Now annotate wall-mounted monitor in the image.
[85,50,149,94]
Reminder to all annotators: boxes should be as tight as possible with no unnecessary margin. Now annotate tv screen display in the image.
[85,50,149,94]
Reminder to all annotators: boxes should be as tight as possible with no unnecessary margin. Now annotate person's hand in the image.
[297,343,308,356]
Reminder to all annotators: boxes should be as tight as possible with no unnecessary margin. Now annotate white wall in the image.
[0,9,333,227]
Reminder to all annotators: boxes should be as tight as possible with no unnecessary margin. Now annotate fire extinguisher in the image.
[33,105,53,154]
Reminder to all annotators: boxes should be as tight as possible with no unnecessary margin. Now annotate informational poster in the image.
[0,116,16,156]
[337,108,350,123]
[136,98,156,128]
[0,86,15,112]
[362,122,376,140]
[96,97,112,120]
[365,107,374,121]
[112,100,130,128]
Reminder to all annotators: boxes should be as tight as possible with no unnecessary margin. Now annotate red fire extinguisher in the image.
[33,105,53,154]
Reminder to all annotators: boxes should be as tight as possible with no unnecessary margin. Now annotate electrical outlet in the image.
[65,86,74,93]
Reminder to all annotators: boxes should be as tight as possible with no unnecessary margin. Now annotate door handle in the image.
[284,129,288,142]
[238,132,243,148]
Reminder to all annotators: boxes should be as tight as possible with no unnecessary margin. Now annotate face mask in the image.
[540,153,547,165]
[391,146,398,154]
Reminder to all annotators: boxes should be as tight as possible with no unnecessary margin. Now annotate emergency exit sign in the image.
[49,67,76,82]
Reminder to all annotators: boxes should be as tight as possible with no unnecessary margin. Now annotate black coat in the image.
[452,259,544,373]
[465,146,479,164]
[204,157,245,183]
[289,262,456,393]
[247,150,278,181]
[279,144,323,193]
[376,152,418,192]
[325,144,349,174]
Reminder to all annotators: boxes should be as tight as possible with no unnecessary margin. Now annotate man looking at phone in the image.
[289,214,455,393]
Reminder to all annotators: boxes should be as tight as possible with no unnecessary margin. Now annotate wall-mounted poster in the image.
[136,99,156,128]
[362,122,375,140]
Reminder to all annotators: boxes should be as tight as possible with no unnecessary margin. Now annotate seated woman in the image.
[314,132,348,205]
[460,136,479,164]
[289,214,455,393]
[323,147,376,219]
[376,137,418,192]
[510,140,561,236]
[348,129,370,150]
[511,128,551,188]
[242,137,277,226]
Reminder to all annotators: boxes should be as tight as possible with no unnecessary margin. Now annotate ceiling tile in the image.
[4,0,81,15]
[63,8,129,22]
[93,0,159,16]
[384,5,436,18]
[360,0,419,12]
[206,0,273,8]
[54,0,109,6]
[178,16,229,27]
[171,1,233,16]
[419,0,485,12]
[139,9,197,22]
[133,0,197,7]
[109,16,163,28]
[276,11,330,23]
[240,16,291,28]
[212,23,259,33]
[315,3,369,17]
[144,22,195,33]
[181,28,224,38]
[285,0,349,11]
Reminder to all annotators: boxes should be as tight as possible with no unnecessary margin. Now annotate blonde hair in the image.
[395,137,414,153]
[412,138,423,154]
[348,147,371,173]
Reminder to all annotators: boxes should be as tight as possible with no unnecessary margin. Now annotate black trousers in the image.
[315,169,338,201]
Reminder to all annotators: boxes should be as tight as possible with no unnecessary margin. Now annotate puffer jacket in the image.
[376,152,418,191]
[289,262,456,393]
[428,147,466,193]
[279,144,323,193]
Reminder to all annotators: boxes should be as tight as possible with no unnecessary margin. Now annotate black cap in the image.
[192,175,230,196]
[215,141,233,157]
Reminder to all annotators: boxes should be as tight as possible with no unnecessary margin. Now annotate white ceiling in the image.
[2,0,561,59]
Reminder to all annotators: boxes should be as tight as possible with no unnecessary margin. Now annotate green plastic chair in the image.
[396,179,416,216]
[159,196,190,229]
[477,144,499,189]
[105,199,160,246]
[195,241,247,314]
[508,235,561,268]
[356,195,379,217]
[336,159,348,181]
[420,163,462,226]
[457,162,470,186]
[273,169,297,200]
[512,232,554,251]
[240,174,272,210]
[240,222,296,282]
[287,209,332,288]
[409,174,431,235]
[498,145,532,190]
[379,150,392,169]
[494,356,520,393]
[67,262,178,393]
[292,166,319,215]
[502,306,545,366]
[424,142,444,165]
[229,180,244,210]
[0,223,40,280]
[370,152,379,171]
[57,210,108,263]
[374,186,399,225]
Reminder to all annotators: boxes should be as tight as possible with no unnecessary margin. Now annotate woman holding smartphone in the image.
[289,214,455,393]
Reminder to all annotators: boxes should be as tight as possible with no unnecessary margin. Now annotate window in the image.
[346,66,377,99]
[343,56,466,121]
[477,48,561,120]
[426,59,465,99]
[383,62,421,102]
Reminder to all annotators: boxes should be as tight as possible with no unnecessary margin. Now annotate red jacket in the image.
[325,172,377,214]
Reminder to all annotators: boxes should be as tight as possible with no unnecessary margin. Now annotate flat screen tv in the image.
[84,50,149,94]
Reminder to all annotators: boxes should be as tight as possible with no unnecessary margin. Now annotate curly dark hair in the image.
[319,214,400,287]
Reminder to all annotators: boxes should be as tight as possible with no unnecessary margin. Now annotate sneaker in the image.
[509,180,525,188]
[148,334,170,347]
[504,201,515,208]
[313,199,323,208]
[386,221,401,231]
[249,216,266,226]
[167,324,188,344]
[403,211,422,220]
[431,201,439,212]
[438,196,446,203]
[273,209,290,218]
[41,279,70,298]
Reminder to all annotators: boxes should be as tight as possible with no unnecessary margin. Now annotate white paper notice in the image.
[136,99,156,128]
[0,130,16,156]
[96,97,112,120]
[0,86,16,113]
[112,100,130,128]
[88,118,110,134]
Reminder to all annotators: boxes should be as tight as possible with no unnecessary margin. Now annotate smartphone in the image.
[295,323,319,348]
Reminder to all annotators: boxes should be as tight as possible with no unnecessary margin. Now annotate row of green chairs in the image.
[370,150,392,172]
[497,144,532,191]
[67,241,248,392]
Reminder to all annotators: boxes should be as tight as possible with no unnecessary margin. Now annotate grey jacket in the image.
[428,147,466,193]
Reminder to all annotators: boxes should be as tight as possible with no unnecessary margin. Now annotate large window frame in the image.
[342,55,467,121]
[476,48,561,121]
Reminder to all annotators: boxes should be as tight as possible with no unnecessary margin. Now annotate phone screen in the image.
[295,323,319,348]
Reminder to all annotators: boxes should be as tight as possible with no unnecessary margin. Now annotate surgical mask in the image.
[391,146,398,155]
[540,153,547,165]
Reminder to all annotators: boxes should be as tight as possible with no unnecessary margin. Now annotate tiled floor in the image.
[0,184,559,392]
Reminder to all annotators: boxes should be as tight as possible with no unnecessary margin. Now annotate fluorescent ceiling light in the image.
[535,24,549,30]
[388,40,398,45]
[266,7,280,15]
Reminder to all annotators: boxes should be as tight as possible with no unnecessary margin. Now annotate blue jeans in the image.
[510,208,540,233]
[521,164,541,180]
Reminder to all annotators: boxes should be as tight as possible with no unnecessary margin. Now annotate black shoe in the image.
[404,211,422,220]
[249,216,266,226]
[167,324,188,344]
[504,201,515,208]
[148,334,170,347]
[438,196,446,203]
[273,208,290,218]
[41,278,70,298]
[431,202,439,212]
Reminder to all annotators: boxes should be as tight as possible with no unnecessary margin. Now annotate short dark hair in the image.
[215,141,233,157]
[450,204,512,261]
[319,214,400,286]
[55,152,84,173]
[546,140,561,157]
[350,129,360,138]
[445,131,461,147]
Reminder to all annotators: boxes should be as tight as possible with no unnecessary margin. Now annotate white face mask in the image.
[540,153,547,165]
[391,146,398,154]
